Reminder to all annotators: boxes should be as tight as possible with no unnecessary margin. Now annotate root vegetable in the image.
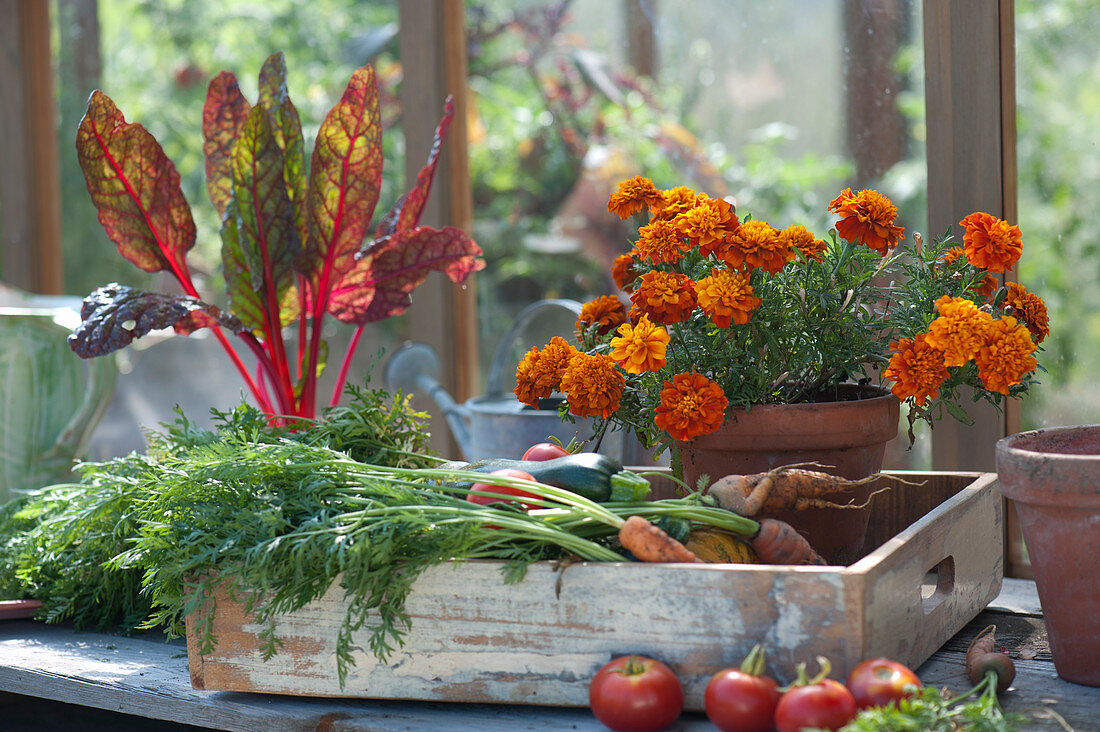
[707,463,886,517]
[619,515,704,563]
[966,625,1016,693]
[748,518,827,565]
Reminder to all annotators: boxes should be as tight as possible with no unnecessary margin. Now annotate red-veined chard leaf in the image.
[69,284,245,358]
[372,95,455,241]
[76,91,196,278]
[302,65,383,297]
[222,199,301,334]
[258,52,309,247]
[223,106,300,332]
[328,226,484,324]
[202,72,252,218]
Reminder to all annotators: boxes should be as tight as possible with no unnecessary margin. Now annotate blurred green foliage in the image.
[463,1,899,378]
[1015,0,1100,428]
[54,0,403,300]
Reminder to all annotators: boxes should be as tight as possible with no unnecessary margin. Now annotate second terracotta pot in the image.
[679,385,900,565]
[996,425,1100,687]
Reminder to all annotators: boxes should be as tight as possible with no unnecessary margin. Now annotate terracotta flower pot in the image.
[996,425,1100,687]
[678,385,900,565]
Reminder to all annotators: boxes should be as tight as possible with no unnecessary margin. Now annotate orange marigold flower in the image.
[937,246,967,266]
[675,196,739,256]
[827,188,905,256]
[513,336,578,407]
[781,224,828,262]
[975,316,1038,395]
[611,253,639,293]
[654,372,729,442]
[610,315,670,374]
[1003,281,1050,344]
[975,272,1000,302]
[959,212,1023,273]
[721,219,793,274]
[576,295,628,337]
[654,186,702,220]
[559,352,624,419]
[924,296,993,367]
[694,268,762,328]
[630,270,698,324]
[607,176,665,220]
[882,333,949,407]
[636,217,691,265]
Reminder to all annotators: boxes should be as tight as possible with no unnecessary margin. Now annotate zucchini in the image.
[437,453,650,503]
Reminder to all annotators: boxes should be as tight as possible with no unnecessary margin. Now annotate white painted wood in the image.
[188,473,1005,712]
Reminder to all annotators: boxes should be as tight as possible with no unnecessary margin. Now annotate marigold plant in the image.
[515,178,1049,452]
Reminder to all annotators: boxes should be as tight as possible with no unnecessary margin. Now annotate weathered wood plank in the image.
[0,622,714,730]
[916,608,1100,731]
[187,473,1003,712]
[855,473,1003,666]
[1,579,1094,731]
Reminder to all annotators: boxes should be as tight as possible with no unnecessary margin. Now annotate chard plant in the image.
[71,52,483,419]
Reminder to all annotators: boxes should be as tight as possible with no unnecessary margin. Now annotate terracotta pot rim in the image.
[730,385,896,412]
[683,385,900,450]
[997,425,1100,505]
[997,424,1100,459]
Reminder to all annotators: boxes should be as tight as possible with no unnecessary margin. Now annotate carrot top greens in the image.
[0,387,757,686]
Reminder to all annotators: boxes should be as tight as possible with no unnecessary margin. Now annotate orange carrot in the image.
[618,515,704,563]
[707,463,887,517]
[748,518,827,565]
[966,624,1016,693]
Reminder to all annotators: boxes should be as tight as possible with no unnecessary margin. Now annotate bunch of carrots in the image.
[618,463,898,566]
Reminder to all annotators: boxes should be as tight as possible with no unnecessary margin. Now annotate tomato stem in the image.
[740,643,768,677]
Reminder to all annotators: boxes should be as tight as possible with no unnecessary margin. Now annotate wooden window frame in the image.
[923,0,1026,576]
[0,0,64,294]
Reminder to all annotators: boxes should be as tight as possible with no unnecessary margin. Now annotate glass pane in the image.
[52,0,405,458]
[1016,1,1098,431]
[466,0,928,466]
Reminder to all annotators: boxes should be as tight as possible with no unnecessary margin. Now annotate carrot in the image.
[748,518,827,565]
[966,624,1016,693]
[706,463,889,517]
[618,515,704,563]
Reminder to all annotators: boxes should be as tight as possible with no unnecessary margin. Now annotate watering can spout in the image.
[383,342,474,457]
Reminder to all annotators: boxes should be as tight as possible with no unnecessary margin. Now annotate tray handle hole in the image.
[920,556,955,615]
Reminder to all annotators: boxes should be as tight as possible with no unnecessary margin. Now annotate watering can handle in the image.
[485,298,583,398]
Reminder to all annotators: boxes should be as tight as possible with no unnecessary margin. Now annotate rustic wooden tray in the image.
[186,471,1002,712]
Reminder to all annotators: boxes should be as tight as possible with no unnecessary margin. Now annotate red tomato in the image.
[521,442,571,461]
[588,655,683,732]
[775,679,857,732]
[845,657,921,710]
[465,469,540,510]
[704,668,780,732]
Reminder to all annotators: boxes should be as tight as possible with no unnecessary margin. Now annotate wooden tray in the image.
[186,471,1003,712]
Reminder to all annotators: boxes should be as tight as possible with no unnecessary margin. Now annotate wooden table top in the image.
[0,578,1095,731]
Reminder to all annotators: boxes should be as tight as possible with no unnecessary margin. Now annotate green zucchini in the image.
[437,453,650,503]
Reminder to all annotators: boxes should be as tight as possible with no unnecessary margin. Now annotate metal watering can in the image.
[384,299,630,462]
